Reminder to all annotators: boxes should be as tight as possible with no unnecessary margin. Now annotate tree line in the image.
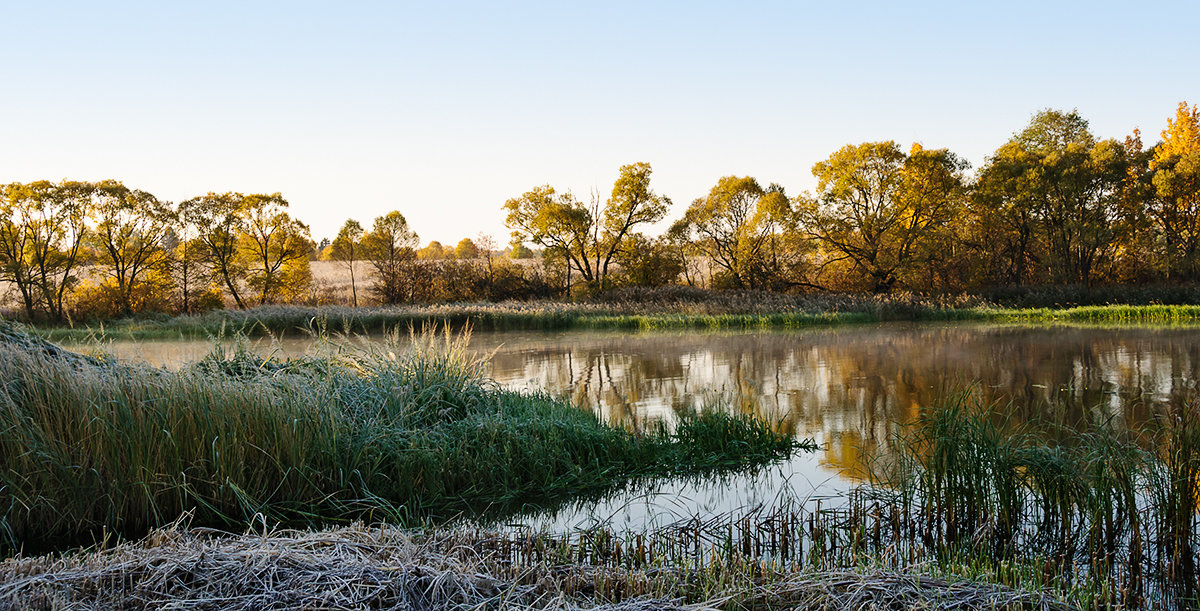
[0,181,558,321]
[507,103,1200,294]
[2,103,1197,321]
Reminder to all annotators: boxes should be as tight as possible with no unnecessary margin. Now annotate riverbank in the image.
[0,520,1073,610]
[24,296,1200,342]
[5,321,1199,608]
[0,321,803,553]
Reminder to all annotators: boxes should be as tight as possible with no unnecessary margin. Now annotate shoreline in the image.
[18,301,1200,342]
[0,521,1075,611]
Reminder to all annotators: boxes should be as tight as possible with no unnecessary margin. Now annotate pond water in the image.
[66,323,1200,531]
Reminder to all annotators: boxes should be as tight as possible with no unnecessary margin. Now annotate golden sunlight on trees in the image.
[504,162,668,293]
[165,213,210,314]
[0,181,91,320]
[800,142,967,293]
[88,181,175,316]
[239,193,311,306]
[363,211,419,304]
[679,176,792,289]
[600,162,671,284]
[453,238,479,260]
[418,241,450,260]
[6,102,1200,320]
[177,192,314,311]
[330,219,365,307]
[1149,102,1200,280]
[505,185,597,290]
[179,192,252,309]
[971,110,1130,286]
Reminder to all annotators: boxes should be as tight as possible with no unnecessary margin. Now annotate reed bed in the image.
[34,290,987,340]
[0,321,802,553]
[0,518,1073,610]
[30,286,1200,342]
[783,392,1200,609]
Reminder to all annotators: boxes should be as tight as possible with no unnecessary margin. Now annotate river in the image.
[65,322,1200,530]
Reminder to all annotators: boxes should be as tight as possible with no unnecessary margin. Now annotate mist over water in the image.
[77,323,1200,530]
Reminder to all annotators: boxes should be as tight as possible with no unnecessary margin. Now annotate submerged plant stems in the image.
[844,391,1200,609]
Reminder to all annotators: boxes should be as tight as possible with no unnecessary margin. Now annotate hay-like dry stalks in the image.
[744,572,1074,610]
[0,519,1073,611]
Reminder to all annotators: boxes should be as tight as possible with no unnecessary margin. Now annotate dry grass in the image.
[0,519,1074,611]
[309,260,377,306]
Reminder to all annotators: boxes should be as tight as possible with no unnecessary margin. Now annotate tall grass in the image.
[0,321,802,552]
[28,290,1200,342]
[425,392,1198,609]
[843,391,1200,608]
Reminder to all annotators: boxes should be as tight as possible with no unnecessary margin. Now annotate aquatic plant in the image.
[0,321,801,551]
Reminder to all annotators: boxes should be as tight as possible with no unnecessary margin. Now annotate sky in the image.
[1,1,1197,244]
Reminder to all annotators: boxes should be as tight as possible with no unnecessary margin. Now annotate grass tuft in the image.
[0,320,803,552]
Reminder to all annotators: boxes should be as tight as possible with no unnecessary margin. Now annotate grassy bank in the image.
[26,299,1200,342]
[0,322,804,552]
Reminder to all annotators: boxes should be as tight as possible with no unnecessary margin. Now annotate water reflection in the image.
[474,324,1193,478]
[73,323,1200,529]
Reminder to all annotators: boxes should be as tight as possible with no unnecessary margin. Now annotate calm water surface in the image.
[68,323,1200,530]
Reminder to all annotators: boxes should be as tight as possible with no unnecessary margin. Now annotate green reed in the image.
[31,298,1200,343]
[481,390,1200,608]
[0,321,801,552]
[848,391,1200,608]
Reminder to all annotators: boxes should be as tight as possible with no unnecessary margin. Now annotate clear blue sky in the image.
[1,1,1195,244]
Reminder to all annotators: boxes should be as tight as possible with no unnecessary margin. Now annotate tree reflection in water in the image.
[478,323,1196,481]
[84,322,1200,484]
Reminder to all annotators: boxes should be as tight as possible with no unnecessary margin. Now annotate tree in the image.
[89,180,174,315]
[664,218,701,287]
[0,181,91,320]
[1148,102,1200,280]
[453,238,479,260]
[330,219,365,307]
[0,183,38,318]
[180,193,250,309]
[504,163,669,292]
[509,243,534,259]
[363,211,419,304]
[800,142,967,293]
[615,233,683,287]
[314,237,331,260]
[598,162,670,286]
[504,185,598,289]
[972,110,1129,286]
[239,193,311,305]
[475,233,497,295]
[679,176,789,288]
[970,142,1042,285]
[166,228,209,314]
[418,240,449,260]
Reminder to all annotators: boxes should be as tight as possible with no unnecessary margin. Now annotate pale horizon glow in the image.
[1,1,1196,244]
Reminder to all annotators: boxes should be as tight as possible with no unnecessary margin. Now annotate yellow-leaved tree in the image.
[1149,102,1200,280]
[799,142,966,292]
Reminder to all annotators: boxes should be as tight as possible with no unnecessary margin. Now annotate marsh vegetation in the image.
[0,321,802,553]
[6,321,1200,608]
